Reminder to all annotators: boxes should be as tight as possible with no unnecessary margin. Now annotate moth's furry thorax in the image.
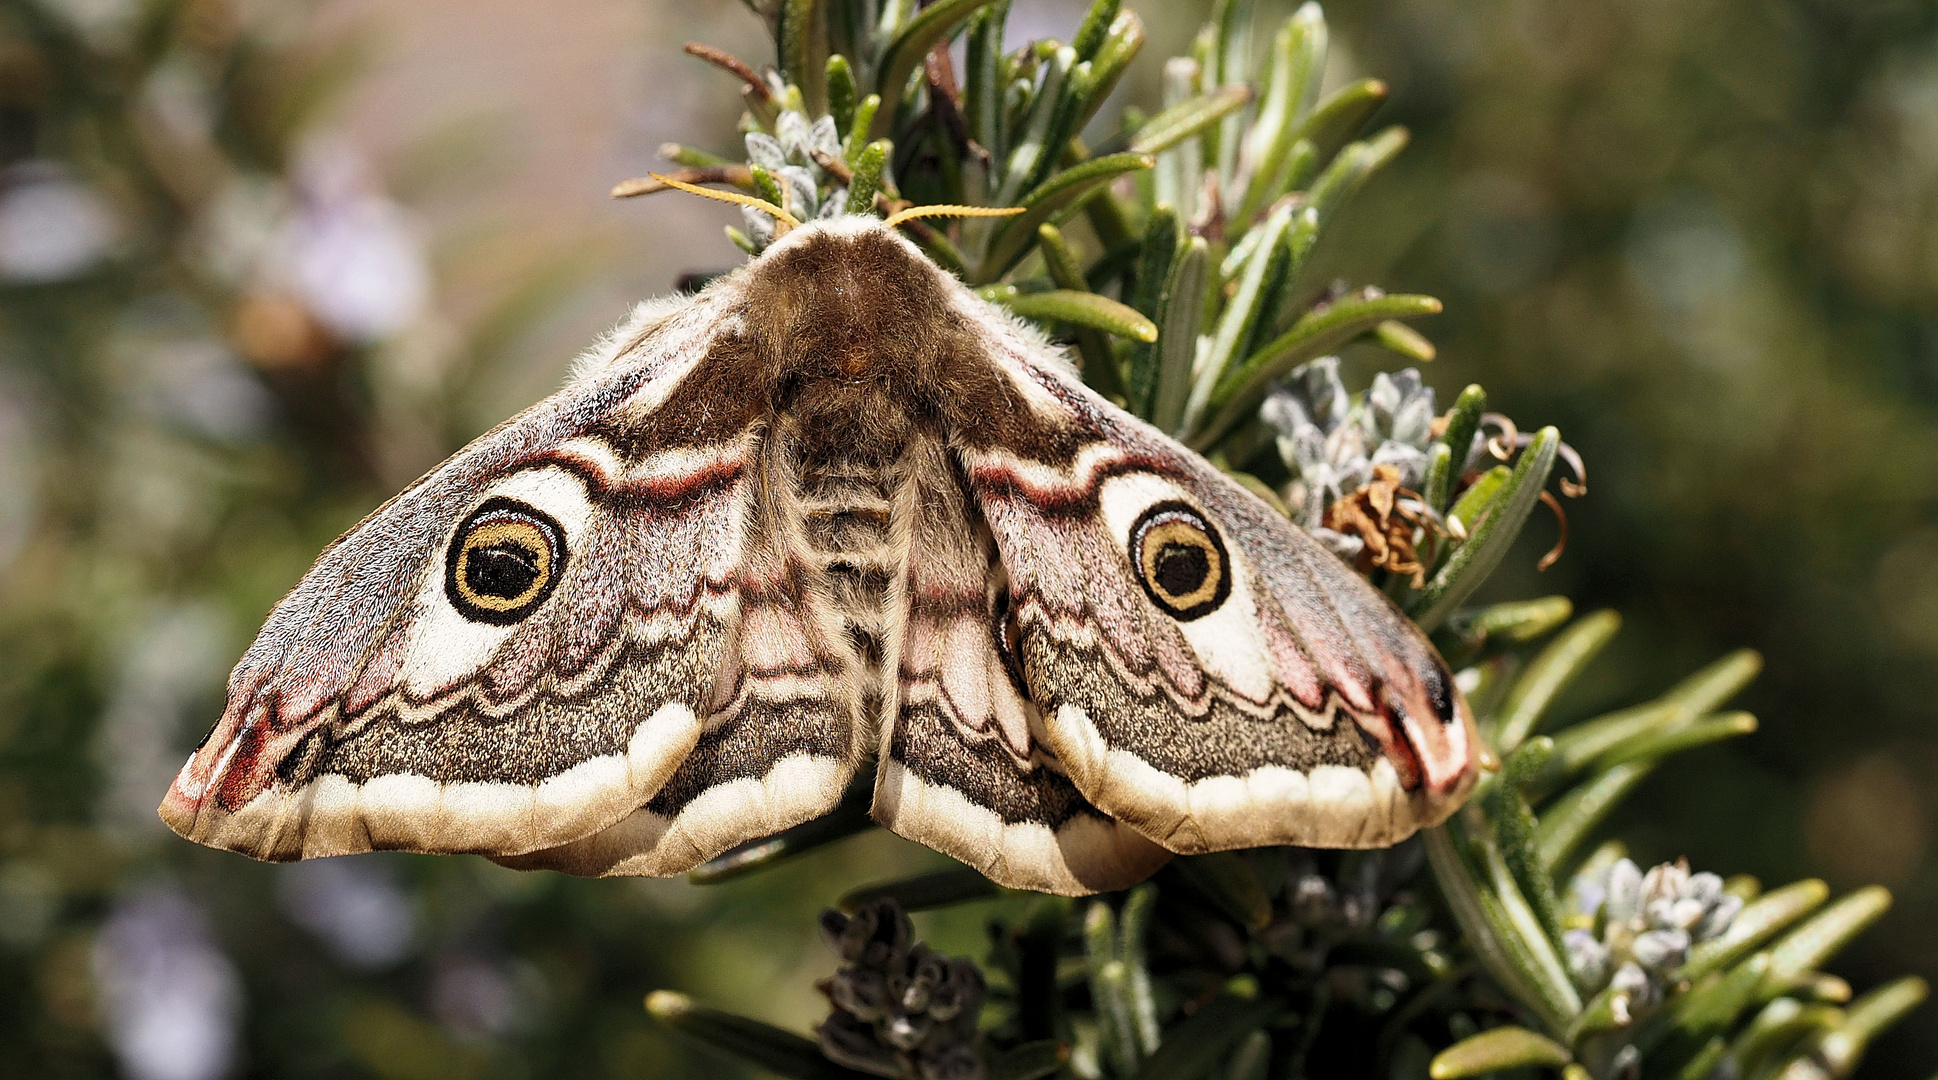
[727,223,960,461]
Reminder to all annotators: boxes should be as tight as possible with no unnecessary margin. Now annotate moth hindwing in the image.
[162,217,1479,896]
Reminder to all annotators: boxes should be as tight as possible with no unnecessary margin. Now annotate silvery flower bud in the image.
[1605,859,1644,923]
[1631,928,1691,972]
[1564,928,1610,989]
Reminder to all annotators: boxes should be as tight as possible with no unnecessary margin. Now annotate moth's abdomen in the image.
[794,454,903,709]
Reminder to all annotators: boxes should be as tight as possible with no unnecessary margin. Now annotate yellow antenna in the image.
[883,204,1027,228]
[647,173,801,229]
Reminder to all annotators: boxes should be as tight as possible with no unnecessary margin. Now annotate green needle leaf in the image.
[1191,290,1443,449]
[1128,85,1253,155]
[1184,202,1296,435]
[644,991,870,1080]
[1149,236,1209,434]
[1423,822,1581,1032]
[780,0,828,116]
[1374,317,1436,361]
[1429,384,1487,511]
[1488,610,1622,752]
[836,868,1003,913]
[1437,595,1575,665]
[1036,223,1129,398]
[1232,5,1325,226]
[1427,1027,1572,1079]
[1589,710,1757,770]
[845,139,890,214]
[1071,0,1121,61]
[1759,887,1893,1001]
[1123,207,1181,417]
[825,54,857,134]
[1295,78,1390,175]
[983,286,1157,342]
[1535,761,1653,872]
[1411,427,1561,631]
[974,152,1155,283]
[1684,879,1830,981]
[1817,977,1930,1075]
[874,0,1007,136]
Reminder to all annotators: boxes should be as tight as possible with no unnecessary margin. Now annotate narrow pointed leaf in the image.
[781,0,828,115]
[1037,224,1129,398]
[1489,610,1623,752]
[986,287,1157,342]
[1726,999,1840,1076]
[1425,823,1579,1032]
[1817,977,1929,1075]
[1429,384,1487,511]
[645,991,870,1080]
[1428,1027,1571,1079]
[1760,887,1892,1000]
[1124,207,1181,417]
[1129,85,1253,155]
[1482,772,1564,950]
[1683,880,1830,981]
[1293,78,1389,172]
[1071,11,1144,134]
[1374,318,1436,361]
[1662,649,1762,716]
[1152,57,1204,217]
[1119,884,1162,1055]
[1535,761,1653,872]
[1590,711,1757,770]
[826,54,857,134]
[873,0,1007,135]
[1150,237,1209,434]
[844,95,880,162]
[1232,7,1323,224]
[998,45,1077,203]
[1183,203,1295,433]
[1551,650,1763,773]
[1473,823,1582,1017]
[1420,442,1458,528]
[1674,1037,1728,1080]
[1638,953,1773,1068]
[1305,126,1408,229]
[845,139,890,213]
[1225,1030,1272,1080]
[1193,291,1443,449]
[1411,427,1561,631]
[836,867,1002,914]
[1086,902,1141,1077]
[1071,0,1121,61]
[975,152,1155,283]
[1437,596,1574,665]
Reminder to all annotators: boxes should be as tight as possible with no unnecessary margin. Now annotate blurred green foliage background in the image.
[0,0,1932,1077]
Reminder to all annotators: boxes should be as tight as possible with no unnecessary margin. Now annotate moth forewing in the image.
[162,216,1477,896]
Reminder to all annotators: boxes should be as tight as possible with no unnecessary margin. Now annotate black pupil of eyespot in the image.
[467,543,539,599]
[1153,541,1208,597]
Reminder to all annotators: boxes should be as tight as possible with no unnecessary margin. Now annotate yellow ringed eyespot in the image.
[1129,501,1231,621]
[444,498,567,625]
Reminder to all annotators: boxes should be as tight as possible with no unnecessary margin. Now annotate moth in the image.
[161,210,1480,896]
